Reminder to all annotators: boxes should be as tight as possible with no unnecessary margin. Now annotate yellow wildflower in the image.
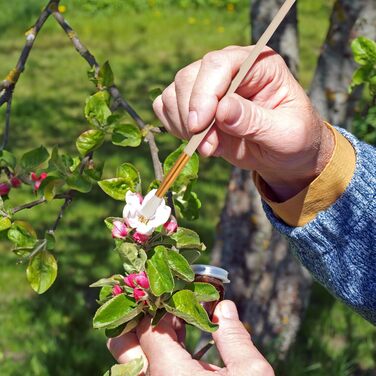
[58,5,67,13]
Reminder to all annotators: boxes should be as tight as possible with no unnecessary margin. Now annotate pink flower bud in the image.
[31,172,38,181]
[10,177,22,188]
[31,172,48,191]
[40,172,48,180]
[163,216,178,235]
[133,232,149,244]
[124,271,150,289]
[133,288,146,301]
[112,285,123,296]
[0,183,10,196]
[134,271,150,289]
[124,273,137,288]
[112,221,128,239]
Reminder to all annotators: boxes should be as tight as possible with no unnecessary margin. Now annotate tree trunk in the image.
[309,0,376,130]
[210,0,312,360]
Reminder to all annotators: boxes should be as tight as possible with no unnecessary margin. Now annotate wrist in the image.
[259,121,335,202]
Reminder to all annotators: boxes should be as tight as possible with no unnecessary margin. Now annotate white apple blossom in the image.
[123,189,171,235]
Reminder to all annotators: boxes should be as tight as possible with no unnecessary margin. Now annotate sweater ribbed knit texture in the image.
[263,128,376,325]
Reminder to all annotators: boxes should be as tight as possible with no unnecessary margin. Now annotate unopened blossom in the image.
[31,172,48,191]
[112,285,122,296]
[132,232,149,244]
[163,216,178,235]
[10,177,22,188]
[124,271,150,289]
[123,189,171,235]
[0,183,10,196]
[133,288,146,301]
[112,221,128,239]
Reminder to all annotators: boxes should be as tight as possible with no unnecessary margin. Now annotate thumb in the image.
[212,300,274,375]
[216,93,274,142]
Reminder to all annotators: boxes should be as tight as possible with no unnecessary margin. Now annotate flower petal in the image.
[149,203,171,228]
[125,190,143,208]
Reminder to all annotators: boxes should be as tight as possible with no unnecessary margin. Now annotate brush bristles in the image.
[156,152,190,198]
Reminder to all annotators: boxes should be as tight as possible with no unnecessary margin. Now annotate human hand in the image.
[153,46,334,201]
[108,300,274,376]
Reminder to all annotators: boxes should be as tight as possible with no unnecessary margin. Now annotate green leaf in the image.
[116,243,147,274]
[104,358,144,376]
[180,249,201,264]
[8,221,37,248]
[76,129,105,156]
[146,246,174,296]
[0,217,11,232]
[85,91,112,128]
[43,178,64,202]
[187,282,220,302]
[93,294,141,329]
[149,87,162,101]
[164,143,199,188]
[148,179,161,191]
[104,217,124,231]
[45,231,55,251]
[171,227,205,251]
[164,290,218,332]
[176,190,201,220]
[99,285,113,302]
[351,36,376,66]
[98,177,136,201]
[66,173,93,193]
[105,314,143,338]
[90,275,123,288]
[26,250,58,294]
[112,123,142,147]
[98,61,114,88]
[20,146,49,171]
[0,150,16,169]
[48,146,67,176]
[116,163,141,189]
[85,160,104,181]
[167,251,195,282]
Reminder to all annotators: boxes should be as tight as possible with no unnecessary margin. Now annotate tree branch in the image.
[12,193,71,214]
[0,0,61,148]
[52,10,164,181]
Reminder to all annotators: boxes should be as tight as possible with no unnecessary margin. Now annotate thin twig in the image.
[50,195,73,231]
[0,0,61,148]
[12,193,71,214]
[1,93,13,150]
[52,10,164,181]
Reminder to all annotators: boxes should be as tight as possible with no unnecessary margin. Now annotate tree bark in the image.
[210,0,312,360]
[309,0,376,130]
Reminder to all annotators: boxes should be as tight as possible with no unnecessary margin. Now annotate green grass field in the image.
[0,1,375,375]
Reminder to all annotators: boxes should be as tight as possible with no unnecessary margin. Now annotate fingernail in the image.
[224,97,242,126]
[219,301,239,320]
[200,141,214,156]
[188,111,198,131]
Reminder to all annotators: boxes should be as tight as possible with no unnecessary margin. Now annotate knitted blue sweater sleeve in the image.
[262,128,376,325]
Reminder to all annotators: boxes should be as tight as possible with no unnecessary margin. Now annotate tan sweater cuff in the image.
[254,125,356,227]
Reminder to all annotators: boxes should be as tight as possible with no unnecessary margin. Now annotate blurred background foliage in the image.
[0,0,375,375]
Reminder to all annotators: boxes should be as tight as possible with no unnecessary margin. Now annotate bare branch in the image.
[1,93,13,150]
[50,195,73,232]
[12,193,70,214]
[52,10,164,181]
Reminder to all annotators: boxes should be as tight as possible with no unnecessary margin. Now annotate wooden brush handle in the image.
[184,0,296,157]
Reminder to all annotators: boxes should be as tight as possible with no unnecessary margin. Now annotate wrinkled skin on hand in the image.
[153,46,334,201]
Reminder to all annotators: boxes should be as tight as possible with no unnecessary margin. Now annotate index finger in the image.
[188,48,249,133]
